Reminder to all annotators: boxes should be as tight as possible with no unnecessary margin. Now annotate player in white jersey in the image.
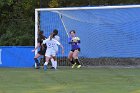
[43,33,64,71]
[49,29,60,69]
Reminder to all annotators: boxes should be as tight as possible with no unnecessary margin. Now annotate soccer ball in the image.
[72,37,80,42]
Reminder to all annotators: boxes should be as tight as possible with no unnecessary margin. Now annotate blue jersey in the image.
[68,37,80,50]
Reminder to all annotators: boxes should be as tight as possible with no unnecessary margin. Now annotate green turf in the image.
[0,67,140,93]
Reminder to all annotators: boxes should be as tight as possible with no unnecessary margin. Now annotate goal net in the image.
[35,5,140,67]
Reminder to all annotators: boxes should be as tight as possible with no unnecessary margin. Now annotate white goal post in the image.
[34,5,140,55]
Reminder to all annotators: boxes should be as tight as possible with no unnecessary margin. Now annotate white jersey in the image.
[43,38,61,57]
[43,38,60,52]
[54,35,60,41]
[48,35,60,51]
[48,35,60,41]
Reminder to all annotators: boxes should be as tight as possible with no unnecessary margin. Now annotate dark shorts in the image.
[38,50,46,55]
[71,48,80,52]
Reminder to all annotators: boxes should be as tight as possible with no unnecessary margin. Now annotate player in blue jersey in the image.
[68,30,81,68]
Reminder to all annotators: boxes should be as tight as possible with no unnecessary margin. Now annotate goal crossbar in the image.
[35,5,140,11]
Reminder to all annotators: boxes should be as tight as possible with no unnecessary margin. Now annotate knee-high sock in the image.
[44,62,48,66]
[34,58,39,63]
[54,61,57,69]
[34,58,40,66]
[70,59,75,64]
[51,58,55,67]
[74,59,80,65]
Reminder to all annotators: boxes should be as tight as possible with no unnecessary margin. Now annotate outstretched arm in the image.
[32,43,40,52]
[54,39,64,54]
[60,44,64,54]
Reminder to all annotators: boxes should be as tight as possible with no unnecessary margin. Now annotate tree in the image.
[0,0,40,46]
[0,0,140,46]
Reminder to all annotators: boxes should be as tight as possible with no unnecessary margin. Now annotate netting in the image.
[38,6,140,66]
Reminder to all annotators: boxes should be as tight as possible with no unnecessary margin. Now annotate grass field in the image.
[0,67,140,93]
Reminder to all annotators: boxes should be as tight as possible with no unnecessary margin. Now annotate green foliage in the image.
[0,0,37,46]
[0,0,140,46]
[48,0,59,8]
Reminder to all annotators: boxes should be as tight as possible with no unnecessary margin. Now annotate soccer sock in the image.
[74,59,80,65]
[34,58,38,63]
[51,58,55,67]
[54,61,57,69]
[44,62,48,66]
[70,59,75,64]
[44,62,48,71]
[34,58,39,66]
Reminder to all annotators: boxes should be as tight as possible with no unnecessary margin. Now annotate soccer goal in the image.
[35,5,140,67]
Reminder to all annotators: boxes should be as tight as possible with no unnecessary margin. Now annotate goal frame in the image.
[35,5,140,54]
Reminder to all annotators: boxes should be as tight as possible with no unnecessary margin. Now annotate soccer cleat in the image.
[44,65,47,71]
[50,67,55,69]
[77,65,81,68]
[72,63,76,68]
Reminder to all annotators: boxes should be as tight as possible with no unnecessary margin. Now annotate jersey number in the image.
[48,43,55,48]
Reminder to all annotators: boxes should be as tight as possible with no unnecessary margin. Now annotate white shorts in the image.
[45,50,57,57]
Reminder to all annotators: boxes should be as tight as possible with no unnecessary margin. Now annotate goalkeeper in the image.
[68,30,81,68]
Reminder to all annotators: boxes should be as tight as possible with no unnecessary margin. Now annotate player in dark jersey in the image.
[68,30,81,68]
[32,31,47,69]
